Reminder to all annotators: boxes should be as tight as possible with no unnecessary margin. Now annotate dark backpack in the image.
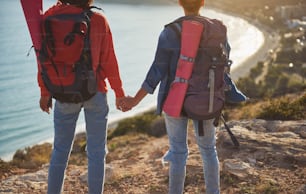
[39,7,99,103]
[167,16,230,121]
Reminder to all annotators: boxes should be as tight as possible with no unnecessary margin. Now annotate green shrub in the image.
[255,181,280,194]
[236,77,263,98]
[236,62,265,98]
[236,61,306,99]
[0,159,14,173]
[257,94,306,120]
[108,110,159,139]
[250,61,264,79]
[12,143,52,169]
[287,74,305,92]
[273,75,289,96]
[263,65,282,90]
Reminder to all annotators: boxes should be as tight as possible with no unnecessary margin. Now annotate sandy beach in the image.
[205,5,280,81]
[230,19,280,80]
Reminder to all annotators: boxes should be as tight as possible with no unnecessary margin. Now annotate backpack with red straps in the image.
[163,16,244,146]
[39,6,100,103]
[166,16,230,121]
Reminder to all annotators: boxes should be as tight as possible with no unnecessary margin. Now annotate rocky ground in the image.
[0,119,305,194]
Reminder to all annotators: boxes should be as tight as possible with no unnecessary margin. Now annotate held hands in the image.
[116,96,137,112]
[40,95,137,113]
[117,88,147,112]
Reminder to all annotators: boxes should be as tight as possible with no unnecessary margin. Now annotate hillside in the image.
[0,119,305,193]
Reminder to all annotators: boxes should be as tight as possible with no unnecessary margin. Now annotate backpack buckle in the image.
[180,54,195,63]
[173,76,188,84]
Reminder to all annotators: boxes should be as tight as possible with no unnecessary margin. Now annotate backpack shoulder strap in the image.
[89,6,103,12]
[164,16,209,41]
[82,6,103,20]
[166,22,182,40]
[164,16,188,39]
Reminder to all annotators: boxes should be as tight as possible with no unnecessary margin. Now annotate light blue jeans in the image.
[163,114,220,194]
[47,92,109,194]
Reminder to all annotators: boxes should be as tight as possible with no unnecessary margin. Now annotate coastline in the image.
[205,5,280,81]
[98,0,279,81]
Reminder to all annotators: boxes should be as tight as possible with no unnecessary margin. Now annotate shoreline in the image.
[205,5,280,81]
[0,4,278,162]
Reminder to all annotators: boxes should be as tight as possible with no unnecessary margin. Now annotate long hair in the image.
[59,0,94,8]
[180,0,203,13]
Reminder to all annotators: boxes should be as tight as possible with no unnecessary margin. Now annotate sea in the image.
[0,0,264,161]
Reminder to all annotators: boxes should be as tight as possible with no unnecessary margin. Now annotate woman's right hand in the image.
[40,96,52,114]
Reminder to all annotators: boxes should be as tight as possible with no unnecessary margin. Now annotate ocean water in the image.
[0,0,264,160]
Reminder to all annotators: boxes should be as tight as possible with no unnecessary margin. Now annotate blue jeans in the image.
[47,92,109,194]
[163,114,220,194]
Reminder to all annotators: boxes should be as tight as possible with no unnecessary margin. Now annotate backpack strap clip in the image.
[180,54,195,63]
[173,76,188,84]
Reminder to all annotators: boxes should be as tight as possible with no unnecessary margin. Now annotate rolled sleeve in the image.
[141,81,155,94]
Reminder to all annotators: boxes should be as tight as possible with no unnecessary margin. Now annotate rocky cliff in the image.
[1,119,305,193]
